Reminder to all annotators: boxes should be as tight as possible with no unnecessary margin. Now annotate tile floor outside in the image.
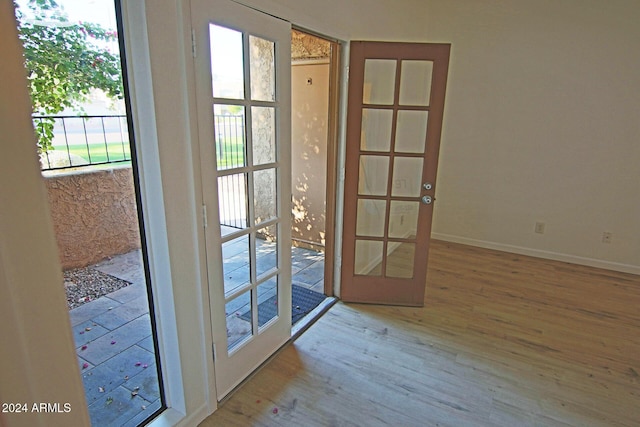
[69,243,325,426]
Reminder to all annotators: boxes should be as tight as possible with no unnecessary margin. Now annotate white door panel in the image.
[191,0,292,399]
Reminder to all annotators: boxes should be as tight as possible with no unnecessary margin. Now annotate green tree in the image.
[14,0,123,151]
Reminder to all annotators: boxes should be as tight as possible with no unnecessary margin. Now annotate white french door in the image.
[191,0,292,399]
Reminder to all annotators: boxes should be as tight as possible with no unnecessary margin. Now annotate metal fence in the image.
[215,115,247,229]
[218,174,248,229]
[35,113,248,229]
[34,114,131,171]
[215,114,245,170]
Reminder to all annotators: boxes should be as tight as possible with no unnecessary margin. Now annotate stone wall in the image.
[43,166,141,269]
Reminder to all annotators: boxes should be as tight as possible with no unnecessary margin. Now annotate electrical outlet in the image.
[602,232,612,244]
[534,222,545,234]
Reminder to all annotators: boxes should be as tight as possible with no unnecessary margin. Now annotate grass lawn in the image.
[49,137,244,168]
[57,141,131,164]
[216,139,245,169]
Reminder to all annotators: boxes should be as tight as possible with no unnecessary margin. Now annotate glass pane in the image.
[363,59,396,105]
[214,104,245,170]
[226,291,252,351]
[354,240,383,276]
[386,242,415,279]
[360,109,393,152]
[254,168,277,225]
[256,224,278,277]
[257,277,278,329]
[252,106,276,165]
[389,201,419,238]
[209,24,244,99]
[399,60,433,106]
[218,174,248,230]
[249,35,276,102]
[392,157,423,197]
[356,199,386,237]
[358,155,389,196]
[222,234,250,297]
[395,110,428,153]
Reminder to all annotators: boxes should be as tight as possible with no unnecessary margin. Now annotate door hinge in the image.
[202,204,208,229]
[191,29,196,58]
[212,343,216,361]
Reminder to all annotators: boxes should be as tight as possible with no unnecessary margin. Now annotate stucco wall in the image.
[292,29,331,60]
[291,61,329,249]
[44,165,141,269]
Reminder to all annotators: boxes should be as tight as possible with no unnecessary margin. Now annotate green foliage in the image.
[14,0,123,151]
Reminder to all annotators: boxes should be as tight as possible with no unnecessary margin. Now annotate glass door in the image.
[191,0,292,399]
[341,41,450,306]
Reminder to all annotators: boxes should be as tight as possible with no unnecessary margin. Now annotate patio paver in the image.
[91,295,149,330]
[70,241,325,425]
[70,296,122,326]
[88,384,155,427]
[293,259,325,287]
[68,258,157,426]
[93,250,145,284]
[79,315,152,366]
[105,282,147,305]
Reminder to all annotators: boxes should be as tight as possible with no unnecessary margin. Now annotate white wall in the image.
[426,0,640,273]
[241,0,640,273]
[4,0,637,425]
[131,1,434,421]
[236,0,430,41]
[0,3,89,426]
[0,1,435,425]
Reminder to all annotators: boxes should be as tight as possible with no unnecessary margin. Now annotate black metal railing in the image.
[215,114,245,170]
[215,115,247,229]
[218,174,248,229]
[34,114,131,171]
[35,114,249,228]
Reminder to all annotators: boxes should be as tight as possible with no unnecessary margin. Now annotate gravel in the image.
[64,267,131,310]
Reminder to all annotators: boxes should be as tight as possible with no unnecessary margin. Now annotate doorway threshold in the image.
[291,296,337,339]
[218,295,337,406]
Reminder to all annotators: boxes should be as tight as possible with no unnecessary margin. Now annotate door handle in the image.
[421,195,433,205]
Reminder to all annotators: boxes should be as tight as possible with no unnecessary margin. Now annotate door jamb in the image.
[323,35,341,297]
[290,26,345,298]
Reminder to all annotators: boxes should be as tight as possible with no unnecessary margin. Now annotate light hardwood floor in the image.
[200,240,640,426]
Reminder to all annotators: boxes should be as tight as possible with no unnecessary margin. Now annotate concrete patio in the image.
[70,250,161,426]
[70,243,325,426]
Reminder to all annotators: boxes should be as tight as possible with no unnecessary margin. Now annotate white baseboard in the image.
[431,233,640,276]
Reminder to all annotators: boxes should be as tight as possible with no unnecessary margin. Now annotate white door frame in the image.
[119,0,351,423]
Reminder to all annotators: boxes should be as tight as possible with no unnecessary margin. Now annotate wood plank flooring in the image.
[199,240,640,426]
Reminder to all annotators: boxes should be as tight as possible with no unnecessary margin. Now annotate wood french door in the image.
[191,0,292,399]
[341,42,450,306]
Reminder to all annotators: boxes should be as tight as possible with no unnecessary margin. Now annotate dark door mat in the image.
[241,285,326,326]
[291,285,326,324]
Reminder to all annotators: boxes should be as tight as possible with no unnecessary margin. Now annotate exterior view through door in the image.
[341,42,450,306]
[193,0,449,401]
[192,0,293,399]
